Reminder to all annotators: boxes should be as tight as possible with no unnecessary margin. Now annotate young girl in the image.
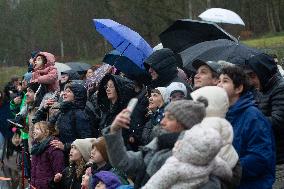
[52,138,93,189]
[30,121,64,189]
[81,137,129,189]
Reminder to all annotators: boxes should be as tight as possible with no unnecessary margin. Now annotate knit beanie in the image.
[164,99,207,129]
[92,171,122,189]
[166,82,187,97]
[93,137,108,162]
[191,86,229,118]
[174,126,222,165]
[72,138,94,162]
[154,87,168,103]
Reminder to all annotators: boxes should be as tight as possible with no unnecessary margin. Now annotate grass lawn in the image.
[242,32,284,59]
[0,66,27,91]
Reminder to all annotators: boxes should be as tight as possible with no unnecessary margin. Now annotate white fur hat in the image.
[166,82,187,97]
[191,86,229,118]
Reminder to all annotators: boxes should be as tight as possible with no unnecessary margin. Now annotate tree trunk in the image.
[60,39,64,58]
[188,0,193,19]
[266,0,276,32]
[207,0,211,8]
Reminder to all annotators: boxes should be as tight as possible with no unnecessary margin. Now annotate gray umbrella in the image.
[65,62,91,74]
[180,39,262,72]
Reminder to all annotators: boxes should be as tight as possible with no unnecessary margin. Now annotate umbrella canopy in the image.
[199,8,245,26]
[103,50,150,83]
[180,39,262,71]
[54,62,71,73]
[65,62,91,74]
[93,19,153,69]
[159,19,237,53]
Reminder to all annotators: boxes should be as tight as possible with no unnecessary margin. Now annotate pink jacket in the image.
[31,52,59,92]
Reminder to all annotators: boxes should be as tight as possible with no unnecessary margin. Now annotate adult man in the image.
[192,59,221,89]
[218,64,275,189]
[103,100,207,188]
[245,53,284,187]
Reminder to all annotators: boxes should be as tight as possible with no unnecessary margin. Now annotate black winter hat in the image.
[246,53,278,89]
[143,48,178,72]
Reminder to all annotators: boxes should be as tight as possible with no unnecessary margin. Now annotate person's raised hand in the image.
[50,140,64,150]
[13,96,22,105]
[54,173,62,183]
[110,109,131,133]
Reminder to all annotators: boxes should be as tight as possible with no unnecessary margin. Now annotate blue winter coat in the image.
[226,92,275,189]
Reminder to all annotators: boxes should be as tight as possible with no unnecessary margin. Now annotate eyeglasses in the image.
[104,85,115,90]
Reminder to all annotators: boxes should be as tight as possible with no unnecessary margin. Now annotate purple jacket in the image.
[31,137,64,189]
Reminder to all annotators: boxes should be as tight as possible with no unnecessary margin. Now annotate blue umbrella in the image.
[103,50,150,81]
[93,19,153,69]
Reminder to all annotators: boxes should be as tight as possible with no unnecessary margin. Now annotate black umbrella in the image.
[65,62,91,75]
[180,39,262,72]
[159,19,237,53]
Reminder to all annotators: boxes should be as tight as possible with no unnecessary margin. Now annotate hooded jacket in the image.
[191,86,239,168]
[97,75,139,149]
[31,52,59,92]
[49,83,92,144]
[143,48,191,92]
[247,53,284,164]
[226,92,275,189]
[33,83,93,145]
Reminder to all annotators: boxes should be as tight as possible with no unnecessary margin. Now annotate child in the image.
[81,137,129,189]
[52,138,93,189]
[30,121,64,189]
[92,171,122,189]
[30,52,58,92]
[142,125,232,189]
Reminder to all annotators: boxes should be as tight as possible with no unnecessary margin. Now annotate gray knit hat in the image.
[164,99,207,129]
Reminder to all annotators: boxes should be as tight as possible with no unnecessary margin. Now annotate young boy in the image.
[217,64,275,189]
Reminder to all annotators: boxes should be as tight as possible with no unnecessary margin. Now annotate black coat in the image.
[248,53,284,164]
[49,165,83,189]
[33,83,93,144]
[256,74,284,164]
[97,75,141,150]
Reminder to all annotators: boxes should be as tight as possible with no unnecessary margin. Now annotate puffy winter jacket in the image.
[247,53,284,164]
[31,136,64,189]
[31,52,59,92]
[226,92,275,189]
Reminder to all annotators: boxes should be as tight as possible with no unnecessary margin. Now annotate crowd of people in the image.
[0,48,283,189]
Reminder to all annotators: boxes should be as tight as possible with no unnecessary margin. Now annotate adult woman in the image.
[96,74,138,149]
[33,82,93,162]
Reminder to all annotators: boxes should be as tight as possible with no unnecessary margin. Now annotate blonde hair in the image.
[34,121,58,138]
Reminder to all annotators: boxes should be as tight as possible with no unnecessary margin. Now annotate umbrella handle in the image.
[112,43,131,68]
